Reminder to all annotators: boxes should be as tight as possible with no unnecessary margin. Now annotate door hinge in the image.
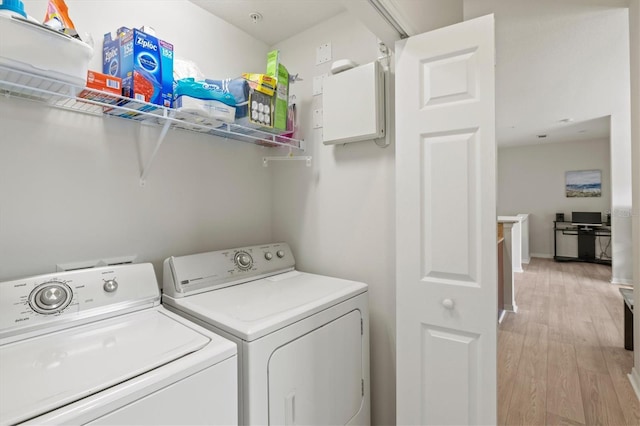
[361,379,365,396]
[360,318,363,335]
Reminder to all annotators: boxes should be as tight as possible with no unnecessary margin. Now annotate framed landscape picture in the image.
[565,170,601,197]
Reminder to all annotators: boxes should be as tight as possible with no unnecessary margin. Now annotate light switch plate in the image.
[312,73,329,96]
[316,42,332,65]
[313,108,323,128]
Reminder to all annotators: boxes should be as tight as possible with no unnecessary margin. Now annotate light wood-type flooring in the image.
[499,258,640,425]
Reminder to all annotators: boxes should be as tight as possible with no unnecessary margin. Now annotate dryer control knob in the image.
[276,250,285,258]
[235,251,253,270]
[265,252,273,260]
[103,279,118,293]
[39,286,65,306]
[29,281,73,314]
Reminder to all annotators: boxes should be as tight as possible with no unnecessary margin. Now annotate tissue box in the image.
[173,78,237,128]
[103,27,174,107]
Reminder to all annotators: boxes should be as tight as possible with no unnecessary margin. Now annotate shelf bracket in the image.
[139,110,172,186]
[263,155,312,167]
[263,146,311,167]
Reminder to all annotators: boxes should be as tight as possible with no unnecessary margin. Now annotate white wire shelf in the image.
[0,64,305,183]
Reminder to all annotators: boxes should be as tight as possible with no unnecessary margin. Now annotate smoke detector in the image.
[249,12,263,24]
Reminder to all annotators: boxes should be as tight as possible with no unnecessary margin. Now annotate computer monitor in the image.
[571,211,602,227]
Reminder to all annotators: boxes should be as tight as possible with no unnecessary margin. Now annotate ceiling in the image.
[190,0,630,147]
[464,0,629,147]
[189,0,346,46]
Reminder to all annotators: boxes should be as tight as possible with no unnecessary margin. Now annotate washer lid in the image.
[0,309,212,425]
[167,271,367,341]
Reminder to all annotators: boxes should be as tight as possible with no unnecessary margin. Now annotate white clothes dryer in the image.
[0,263,237,426]
[162,243,370,425]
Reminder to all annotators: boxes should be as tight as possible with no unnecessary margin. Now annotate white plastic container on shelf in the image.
[0,13,93,88]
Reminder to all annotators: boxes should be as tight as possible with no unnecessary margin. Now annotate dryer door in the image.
[268,309,364,425]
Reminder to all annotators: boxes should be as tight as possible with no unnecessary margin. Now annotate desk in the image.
[619,288,634,350]
[553,221,611,265]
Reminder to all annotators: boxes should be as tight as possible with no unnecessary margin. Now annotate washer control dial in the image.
[234,251,254,271]
[264,252,273,260]
[29,281,73,314]
[103,279,118,293]
[276,250,285,258]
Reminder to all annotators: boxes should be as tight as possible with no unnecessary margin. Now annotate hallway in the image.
[499,258,640,425]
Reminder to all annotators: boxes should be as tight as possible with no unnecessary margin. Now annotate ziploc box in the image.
[103,27,129,80]
[122,29,174,108]
[103,27,174,110]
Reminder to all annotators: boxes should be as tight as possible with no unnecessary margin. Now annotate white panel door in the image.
[395,14,496,425]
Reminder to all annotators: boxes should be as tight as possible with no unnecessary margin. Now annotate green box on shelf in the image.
[266,50,289,132]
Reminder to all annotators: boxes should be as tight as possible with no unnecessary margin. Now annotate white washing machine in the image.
[162,243,371,425]
[0,263,237,425]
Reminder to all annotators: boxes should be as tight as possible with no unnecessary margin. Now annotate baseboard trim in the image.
[612,278,634,285]
[522,257,531,264]
[504,304,518,313]
[531,253,553,259]
[498,310,506,324]
[629,368,640,402]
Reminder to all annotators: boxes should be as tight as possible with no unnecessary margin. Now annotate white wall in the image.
[629,0,640,395]
[270,12,396,426]
[0,0,272,281]
[2,4,398,424]
[464,0,633,283]
[498,139,612,258]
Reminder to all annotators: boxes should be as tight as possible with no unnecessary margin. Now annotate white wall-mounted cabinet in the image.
[322,61,385,145]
